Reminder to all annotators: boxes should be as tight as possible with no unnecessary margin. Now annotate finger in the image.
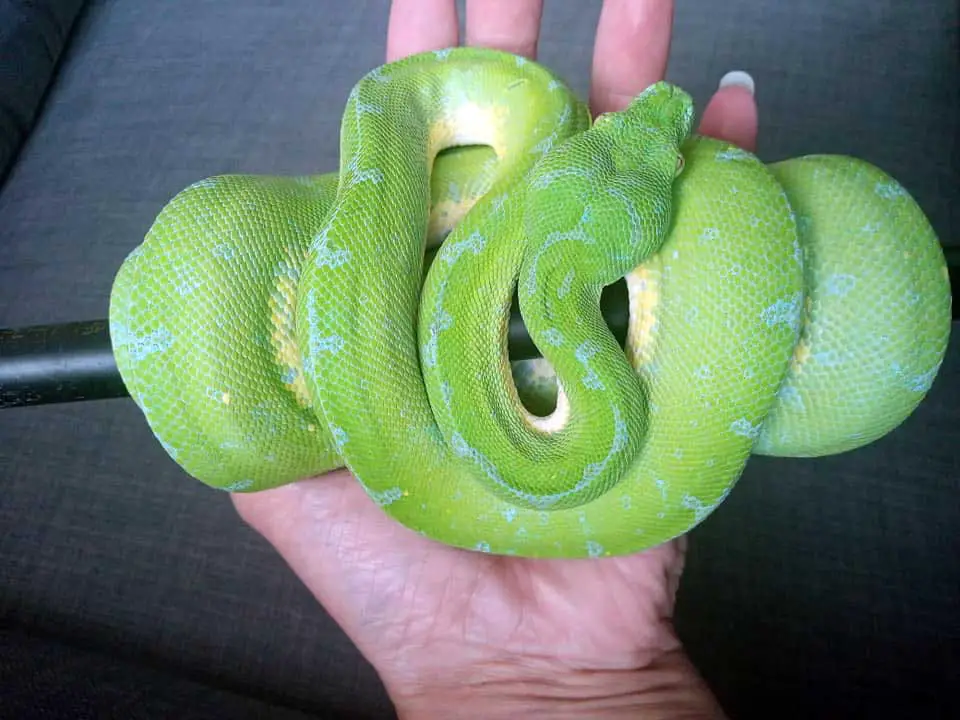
[386,0,460,62]
[590,0,674,116]
[464,0,544,59]
[697,71,758,152]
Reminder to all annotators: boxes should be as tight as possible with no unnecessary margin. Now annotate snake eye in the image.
[675,153,685,177]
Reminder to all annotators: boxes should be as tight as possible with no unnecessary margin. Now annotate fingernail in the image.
[718,70,755,96]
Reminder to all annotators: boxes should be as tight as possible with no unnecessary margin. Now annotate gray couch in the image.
[1,1,957,717]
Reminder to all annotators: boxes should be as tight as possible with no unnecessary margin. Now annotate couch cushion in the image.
[0,626,321,720]
[0,0,87,181]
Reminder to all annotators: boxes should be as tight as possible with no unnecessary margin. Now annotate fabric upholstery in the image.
[0,0,88,180]
[0,626,321,720]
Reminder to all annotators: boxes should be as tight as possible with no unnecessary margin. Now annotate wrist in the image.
[388,647,727,720]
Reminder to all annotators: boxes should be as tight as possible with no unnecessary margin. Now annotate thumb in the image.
[697,71,758,152]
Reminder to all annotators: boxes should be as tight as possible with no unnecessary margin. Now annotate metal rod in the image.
[2,248,956,411]
[0,320,126,409]
[0,280,630,409]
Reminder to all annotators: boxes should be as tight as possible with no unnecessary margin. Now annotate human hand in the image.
[234,1,757,717]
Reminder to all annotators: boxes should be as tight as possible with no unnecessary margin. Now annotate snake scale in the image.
[109,48,951,558]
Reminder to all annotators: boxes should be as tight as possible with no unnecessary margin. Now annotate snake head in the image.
[587,81,694,188]
[627,81,695,147]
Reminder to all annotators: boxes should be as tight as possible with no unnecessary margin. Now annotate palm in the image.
[232,471,685,686]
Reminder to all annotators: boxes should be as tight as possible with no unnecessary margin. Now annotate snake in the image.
[108,47,951,558]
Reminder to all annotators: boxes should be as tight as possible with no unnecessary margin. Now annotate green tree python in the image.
[108,48,951,558]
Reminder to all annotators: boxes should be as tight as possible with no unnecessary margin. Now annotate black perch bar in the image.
[0,281,631,409]
[2,251,958,410]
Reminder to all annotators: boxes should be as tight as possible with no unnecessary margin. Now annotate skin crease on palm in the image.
[231,1,755,716]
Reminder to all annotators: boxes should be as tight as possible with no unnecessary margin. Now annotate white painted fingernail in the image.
[718,70,755,96]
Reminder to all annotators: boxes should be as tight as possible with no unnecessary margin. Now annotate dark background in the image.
[1,1,957,718]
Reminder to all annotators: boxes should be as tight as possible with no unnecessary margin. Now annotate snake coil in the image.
[109,48,950,558]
